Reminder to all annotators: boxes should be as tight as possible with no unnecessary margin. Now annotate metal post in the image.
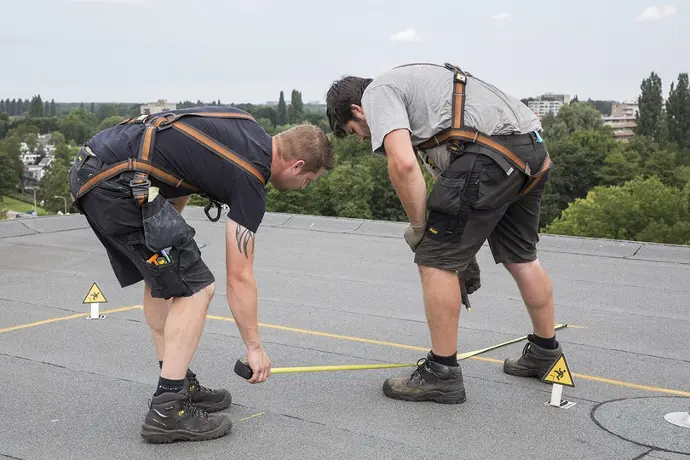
[54,196,67,214]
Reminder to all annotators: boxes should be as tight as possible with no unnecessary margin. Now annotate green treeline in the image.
[1,72,689,245]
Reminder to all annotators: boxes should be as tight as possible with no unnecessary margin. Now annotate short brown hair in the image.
[274,124,335,173]
[326,76,373,138]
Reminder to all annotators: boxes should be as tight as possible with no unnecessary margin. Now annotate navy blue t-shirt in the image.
[87,106,272,233]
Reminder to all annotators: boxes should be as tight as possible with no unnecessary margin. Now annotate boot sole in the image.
[382,385,466,405]
[503,361,547,379]
[193,391,232,413]
[140,418,232,444]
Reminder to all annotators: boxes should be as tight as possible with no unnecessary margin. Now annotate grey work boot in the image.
[382,353,466,404]
[503,337,563,379]
[140,391,232,444]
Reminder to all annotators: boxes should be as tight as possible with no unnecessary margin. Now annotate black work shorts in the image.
[414,135,550,272]
[69,152,215,299]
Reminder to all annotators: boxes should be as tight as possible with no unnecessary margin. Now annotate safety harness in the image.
[72,111,267,221]
[417,63,552,197]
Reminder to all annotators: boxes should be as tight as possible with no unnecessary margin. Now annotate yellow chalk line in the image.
[207,315,690,398]
[2,306,686,398]
[0,305,143,334]
[239,412,265,422]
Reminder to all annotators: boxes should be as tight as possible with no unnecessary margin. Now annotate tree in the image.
[541,102,605,141]
[0,113,9,140]
[38,158,75,213]
[546,176,690,245]
[50,99,56,117]
[665,73,690,151]
[0,134,24,200]
[277,91,288,125]
[539,129,617,225]
[24,133,38,153]
[96,115,124,132]
[637,72,665,141]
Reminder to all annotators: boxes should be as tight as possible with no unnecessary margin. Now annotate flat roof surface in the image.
[1,209,689,460]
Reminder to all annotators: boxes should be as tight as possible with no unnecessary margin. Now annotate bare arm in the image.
[225,218,259,349]
[225,218,271,382]
[384,129,427,225]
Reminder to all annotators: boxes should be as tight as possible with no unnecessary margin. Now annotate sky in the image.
[1,0,687,105]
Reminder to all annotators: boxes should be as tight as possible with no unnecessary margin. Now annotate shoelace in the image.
[180,396,210,419]
[408,358,429,384]
[187,373,213,393]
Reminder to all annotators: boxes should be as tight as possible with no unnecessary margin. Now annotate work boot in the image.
[382,354,466,404]
[184,369,232,413]
[140,390,232,443]
[503,338,563,379]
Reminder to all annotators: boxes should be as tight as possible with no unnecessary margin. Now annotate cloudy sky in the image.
[1,0,686,105]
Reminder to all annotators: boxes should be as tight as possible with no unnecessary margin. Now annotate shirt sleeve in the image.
[361,84,411,154]
[224,174,266,233]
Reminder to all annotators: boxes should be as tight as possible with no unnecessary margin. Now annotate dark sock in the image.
[430,351,459,367]
[529,333,558,350]
[154,376,184,396]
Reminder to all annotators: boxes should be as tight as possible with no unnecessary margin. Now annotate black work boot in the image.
[140,391,232,443]
[184,369,232,413]
[503,338,563,379]
[382,354,466,404]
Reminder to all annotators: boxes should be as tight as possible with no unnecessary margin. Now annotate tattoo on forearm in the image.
[235,225,255,258]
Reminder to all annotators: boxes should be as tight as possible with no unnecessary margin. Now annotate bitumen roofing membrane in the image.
[0,208,688,460]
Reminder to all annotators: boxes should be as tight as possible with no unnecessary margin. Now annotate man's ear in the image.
[350,104,364,120]
[291,159,305,171]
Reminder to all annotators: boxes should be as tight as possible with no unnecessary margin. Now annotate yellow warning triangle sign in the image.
[541,354,574,387]
[82,282,107,304]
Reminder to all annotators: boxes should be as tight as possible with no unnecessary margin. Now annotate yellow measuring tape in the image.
[239,324,569,377]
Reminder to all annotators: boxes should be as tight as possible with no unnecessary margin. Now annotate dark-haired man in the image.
[326,63,562,404]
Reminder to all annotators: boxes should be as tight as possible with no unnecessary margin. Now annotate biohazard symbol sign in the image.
[82,282,107,304]
[541,354,574,387]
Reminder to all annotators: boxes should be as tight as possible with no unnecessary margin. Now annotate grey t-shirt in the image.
[361,63,542,177]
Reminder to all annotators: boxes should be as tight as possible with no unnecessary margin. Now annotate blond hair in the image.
[274,124,335,173]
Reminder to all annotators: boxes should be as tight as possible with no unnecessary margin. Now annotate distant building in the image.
[140,99,177,115]
[610,101,639,118]
[602,115,637,142]
[527,93,571,119]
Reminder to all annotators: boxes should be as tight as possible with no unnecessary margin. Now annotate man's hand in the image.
[404,221,426,252]
[457,255,481,295]
[246,344,271,384]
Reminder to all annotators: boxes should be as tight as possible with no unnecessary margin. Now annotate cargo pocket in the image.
[427,154,478,216]
[142,194,195,252]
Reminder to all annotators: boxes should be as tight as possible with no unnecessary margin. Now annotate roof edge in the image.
[1,207,688,264]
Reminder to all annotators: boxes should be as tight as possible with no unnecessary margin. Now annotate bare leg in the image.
[419,265,462,356]
[504,259,554,338]
[161,283,215,380]
[143,284,171,361]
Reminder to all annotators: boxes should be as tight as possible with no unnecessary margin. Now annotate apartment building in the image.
[140,99,177,115]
